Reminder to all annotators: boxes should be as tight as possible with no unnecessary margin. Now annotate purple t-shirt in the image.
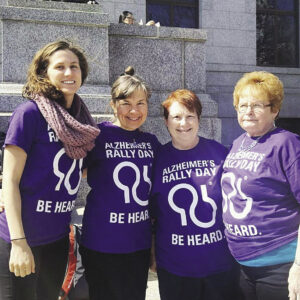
[81,122,160,253]
[222,128,300,261]
[151,138,235,277]
[0,101,83,246]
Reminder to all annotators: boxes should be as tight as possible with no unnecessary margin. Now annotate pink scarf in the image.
[34,94,100,159]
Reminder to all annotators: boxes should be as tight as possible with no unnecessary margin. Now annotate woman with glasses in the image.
[221,71,300,300]
[119,11,135,24]
[119,10,155,26]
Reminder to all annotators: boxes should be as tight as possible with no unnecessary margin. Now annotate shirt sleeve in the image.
[151,134,162,158]
[149,147,161,219]
[5,103,39,154]
[85,129,103,168]
[285,157,300,204]
[281,133,300,204]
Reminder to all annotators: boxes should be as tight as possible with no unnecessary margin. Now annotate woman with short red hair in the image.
[150,89,239,300]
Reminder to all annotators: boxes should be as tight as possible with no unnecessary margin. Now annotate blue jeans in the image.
[0,236,69,300]
[239,262,293,300]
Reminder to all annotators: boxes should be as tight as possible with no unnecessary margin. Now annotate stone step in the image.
[4,0,103,12]
[0,84,218,117]
[0,111,221,143]
[0,83,221,141]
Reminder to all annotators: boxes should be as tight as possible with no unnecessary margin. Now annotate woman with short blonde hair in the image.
[222,71,300,300]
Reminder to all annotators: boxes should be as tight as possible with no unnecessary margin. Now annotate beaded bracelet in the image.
[10,237,26,242]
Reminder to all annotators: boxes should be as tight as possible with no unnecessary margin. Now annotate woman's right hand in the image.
[10,239,35,277]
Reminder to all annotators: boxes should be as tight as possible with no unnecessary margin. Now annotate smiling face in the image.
[123,13,135,24]
[166,101,199,150]
[111,89,148,131]
[46,49,82,108]
[237,93,278,137]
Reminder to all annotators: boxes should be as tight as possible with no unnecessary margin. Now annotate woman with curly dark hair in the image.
[0,40,99,300]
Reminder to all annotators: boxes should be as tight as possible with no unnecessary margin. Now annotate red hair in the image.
[162,89,202,119]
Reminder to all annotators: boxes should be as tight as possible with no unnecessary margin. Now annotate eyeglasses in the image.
[236,103,272,113]
[125,17,135,22]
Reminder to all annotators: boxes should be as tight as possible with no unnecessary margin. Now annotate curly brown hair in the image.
[22,40,88,104]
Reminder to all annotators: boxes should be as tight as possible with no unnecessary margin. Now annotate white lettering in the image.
[224,222,259,236]
[172,234,184,245]
[186,230,223,246]
[54,200,75,213]
[48,131,58,142]
[109,212,125,224]
[36,199,52,213]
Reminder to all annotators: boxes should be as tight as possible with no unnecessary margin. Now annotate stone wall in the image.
[0,1,224,211]
[201,0,256,66]
[102,0,300,146]
[2,0,298,146]
[201,0,300,146]
[1,0,299,217]
[0,0,109,85]
[107,24,221,142]
[0,0,222,144]
[101,0,146,23]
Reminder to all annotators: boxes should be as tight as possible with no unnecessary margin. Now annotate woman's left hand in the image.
[288,263,300,299]
[146,20,155,26]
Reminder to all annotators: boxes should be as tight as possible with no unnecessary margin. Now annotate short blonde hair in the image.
[233,71,284,112]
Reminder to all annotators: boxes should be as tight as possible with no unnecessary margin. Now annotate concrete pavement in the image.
[146,271,160,300]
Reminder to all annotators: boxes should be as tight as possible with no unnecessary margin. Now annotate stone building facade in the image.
[102,0,300,145]
[0,0,298,213]
[0,0,299,147]
[0,0,219,145]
